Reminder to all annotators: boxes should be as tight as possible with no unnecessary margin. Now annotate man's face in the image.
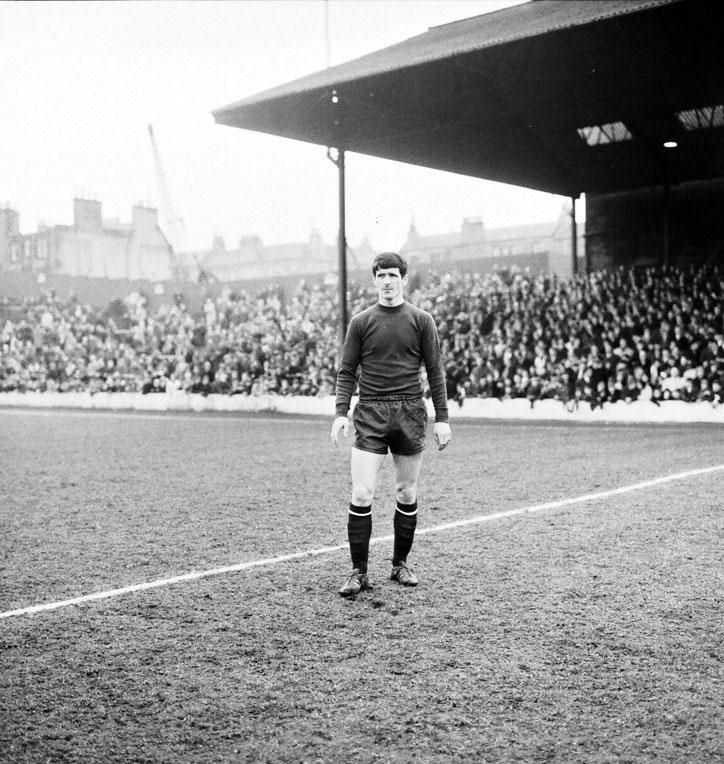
[374,267,407,306]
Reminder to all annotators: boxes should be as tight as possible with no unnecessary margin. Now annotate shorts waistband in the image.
[358,394,423,402]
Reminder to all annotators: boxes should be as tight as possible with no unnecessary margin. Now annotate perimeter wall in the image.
[0,392,721,425]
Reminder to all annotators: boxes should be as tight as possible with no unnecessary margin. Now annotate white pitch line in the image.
[2,463,723,620]
[0,544,348,620]
[415,463,724,536]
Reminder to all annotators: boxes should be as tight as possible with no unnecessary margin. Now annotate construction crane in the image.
[147,123,188,280]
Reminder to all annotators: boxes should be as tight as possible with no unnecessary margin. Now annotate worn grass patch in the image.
[1,410,722,763]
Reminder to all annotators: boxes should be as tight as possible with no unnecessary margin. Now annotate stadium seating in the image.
[1,266,722,409]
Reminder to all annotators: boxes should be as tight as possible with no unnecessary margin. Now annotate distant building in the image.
[0,198,582,287]
[188,229,376,283]
[400,208,582,279]
[0,207,21,271]
[185,209,581,285]
[0,199,175,281]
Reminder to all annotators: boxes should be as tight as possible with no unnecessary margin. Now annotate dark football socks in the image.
[393,501,418,565]
[347,504,372,574]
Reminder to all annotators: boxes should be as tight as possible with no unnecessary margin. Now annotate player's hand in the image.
[330,416,349,445]
[433,422,451,451]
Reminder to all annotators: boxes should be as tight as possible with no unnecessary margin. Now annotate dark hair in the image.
[372,251,408,277]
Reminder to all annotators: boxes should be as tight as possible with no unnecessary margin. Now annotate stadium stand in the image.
[1,266,722,411]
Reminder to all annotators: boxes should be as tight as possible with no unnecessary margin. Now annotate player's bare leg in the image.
[350,446,386,507]
[339,447,386,597]
[390,451,424,586]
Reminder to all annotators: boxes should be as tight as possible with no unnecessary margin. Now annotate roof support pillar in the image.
[327,147,348,343]
[662,180,671,268]
[570,196,579,276]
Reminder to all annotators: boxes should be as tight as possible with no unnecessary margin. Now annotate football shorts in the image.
[353,396,428,455]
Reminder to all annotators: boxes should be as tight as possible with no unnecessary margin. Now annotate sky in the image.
[0,0,571,255]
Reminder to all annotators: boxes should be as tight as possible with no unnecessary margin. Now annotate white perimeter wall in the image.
[0,393,722,425]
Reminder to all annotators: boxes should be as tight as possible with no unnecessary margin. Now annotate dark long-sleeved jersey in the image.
[334,301,449,423]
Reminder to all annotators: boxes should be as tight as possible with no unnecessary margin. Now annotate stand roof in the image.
[214,0,724,198]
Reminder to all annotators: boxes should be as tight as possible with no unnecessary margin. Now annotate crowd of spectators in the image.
[1,264,723,410]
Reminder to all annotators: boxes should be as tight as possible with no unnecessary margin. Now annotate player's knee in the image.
[351,482,374,506]
[396,483,417,505]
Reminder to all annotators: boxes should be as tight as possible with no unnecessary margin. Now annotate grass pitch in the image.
[1,409,722,763]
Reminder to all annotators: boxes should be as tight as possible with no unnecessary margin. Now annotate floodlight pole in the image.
[327,147,348,343]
